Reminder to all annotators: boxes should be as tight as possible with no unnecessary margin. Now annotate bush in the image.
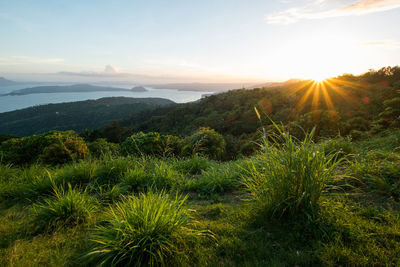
[33,185,98,230]
[184,127,226,160]
[87,138,119,157]
[243,127,340,221]
[85,191,204,266]
[0,131,88,165]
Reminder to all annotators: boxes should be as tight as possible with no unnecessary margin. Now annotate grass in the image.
[0,131,399,266]
[85,191,206,266]
[243,128,342,221]
[33,184,98,231]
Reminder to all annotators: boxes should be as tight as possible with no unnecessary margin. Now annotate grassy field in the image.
[0,131,399,266]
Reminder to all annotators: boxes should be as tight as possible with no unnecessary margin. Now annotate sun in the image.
[310,74,327,83]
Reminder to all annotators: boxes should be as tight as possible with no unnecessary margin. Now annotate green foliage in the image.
[55,160,98,186]
[173,155,212,175]
[85,191,203,266]
[87,138,119,157]
[0,131,88,165]
[184,127,226,159]
[33,185,98,230]
[379,97,400,128]
[321,136,355,160]
[94,157,134,185]
[121,160,181,191]
[120,131,182,157]
[0,97,173,137]
[193,164,241,198]
[243,128,340,221]
[350,152,400,199]
[103,120,126,143]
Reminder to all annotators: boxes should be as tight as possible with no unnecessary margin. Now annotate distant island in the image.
[0,77,17,86]
[131,86,147,92]
[2,84,148,96]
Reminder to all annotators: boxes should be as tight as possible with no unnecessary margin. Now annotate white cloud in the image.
[267,0,400,24]
[104,64,119,74]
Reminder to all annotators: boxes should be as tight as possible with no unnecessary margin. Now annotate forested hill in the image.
[2,84,147,96]
[0,97,174,136]
[0,77,17,86]
[120,66,400,140]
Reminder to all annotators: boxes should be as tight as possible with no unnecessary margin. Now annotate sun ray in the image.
[320,81,334,110]
[293,81,316,113]
[311,81,321,111]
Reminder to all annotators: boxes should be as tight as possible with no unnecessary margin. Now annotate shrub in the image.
[184,127,226,160]
[85,191,204,266]
[40,138,88,165]
[0,131,88,165]
[33,185,98,230]
[243,127,341,221]
[87,138,119,157]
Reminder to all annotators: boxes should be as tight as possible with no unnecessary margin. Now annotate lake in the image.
[0,84,212,113]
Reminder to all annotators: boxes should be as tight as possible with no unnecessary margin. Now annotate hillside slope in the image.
[2,84,147,96]
[0,97,174,136]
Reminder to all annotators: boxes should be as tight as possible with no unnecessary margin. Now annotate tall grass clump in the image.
[121,159,181,192]
[55,160,98,186]
[33,184,98,230]
[94,156,134,185]
[173,155,213,175]
[85,191,205,266]
[244,125,341,221]
[193,163,241,198]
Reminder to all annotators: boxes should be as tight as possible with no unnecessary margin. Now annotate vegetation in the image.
[0,67,399,266]
[85,191,205,266]
[0,97,173,136]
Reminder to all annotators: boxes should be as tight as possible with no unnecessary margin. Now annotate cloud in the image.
[0,56,64,65]
[356,39,399,47]
[104,64,119,74]
[266,0,400,24]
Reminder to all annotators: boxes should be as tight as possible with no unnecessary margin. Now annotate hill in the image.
[113,66,400,158]
[2,84,147,96]
[0,97,174,136]
[0,77,17,86]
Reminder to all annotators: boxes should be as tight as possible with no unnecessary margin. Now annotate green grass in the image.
[33,184,98,231]
[84,191,207,266]
[0,132,399,266]
[243,129,342,221]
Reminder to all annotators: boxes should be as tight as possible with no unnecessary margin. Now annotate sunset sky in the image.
[0,0,399,83]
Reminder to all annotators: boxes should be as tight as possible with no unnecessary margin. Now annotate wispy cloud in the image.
[0,56,64,65]
[356,39,400,47]
[267,0,400,24]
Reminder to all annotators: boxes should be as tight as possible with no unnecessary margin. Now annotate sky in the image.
[0,0,399,83]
